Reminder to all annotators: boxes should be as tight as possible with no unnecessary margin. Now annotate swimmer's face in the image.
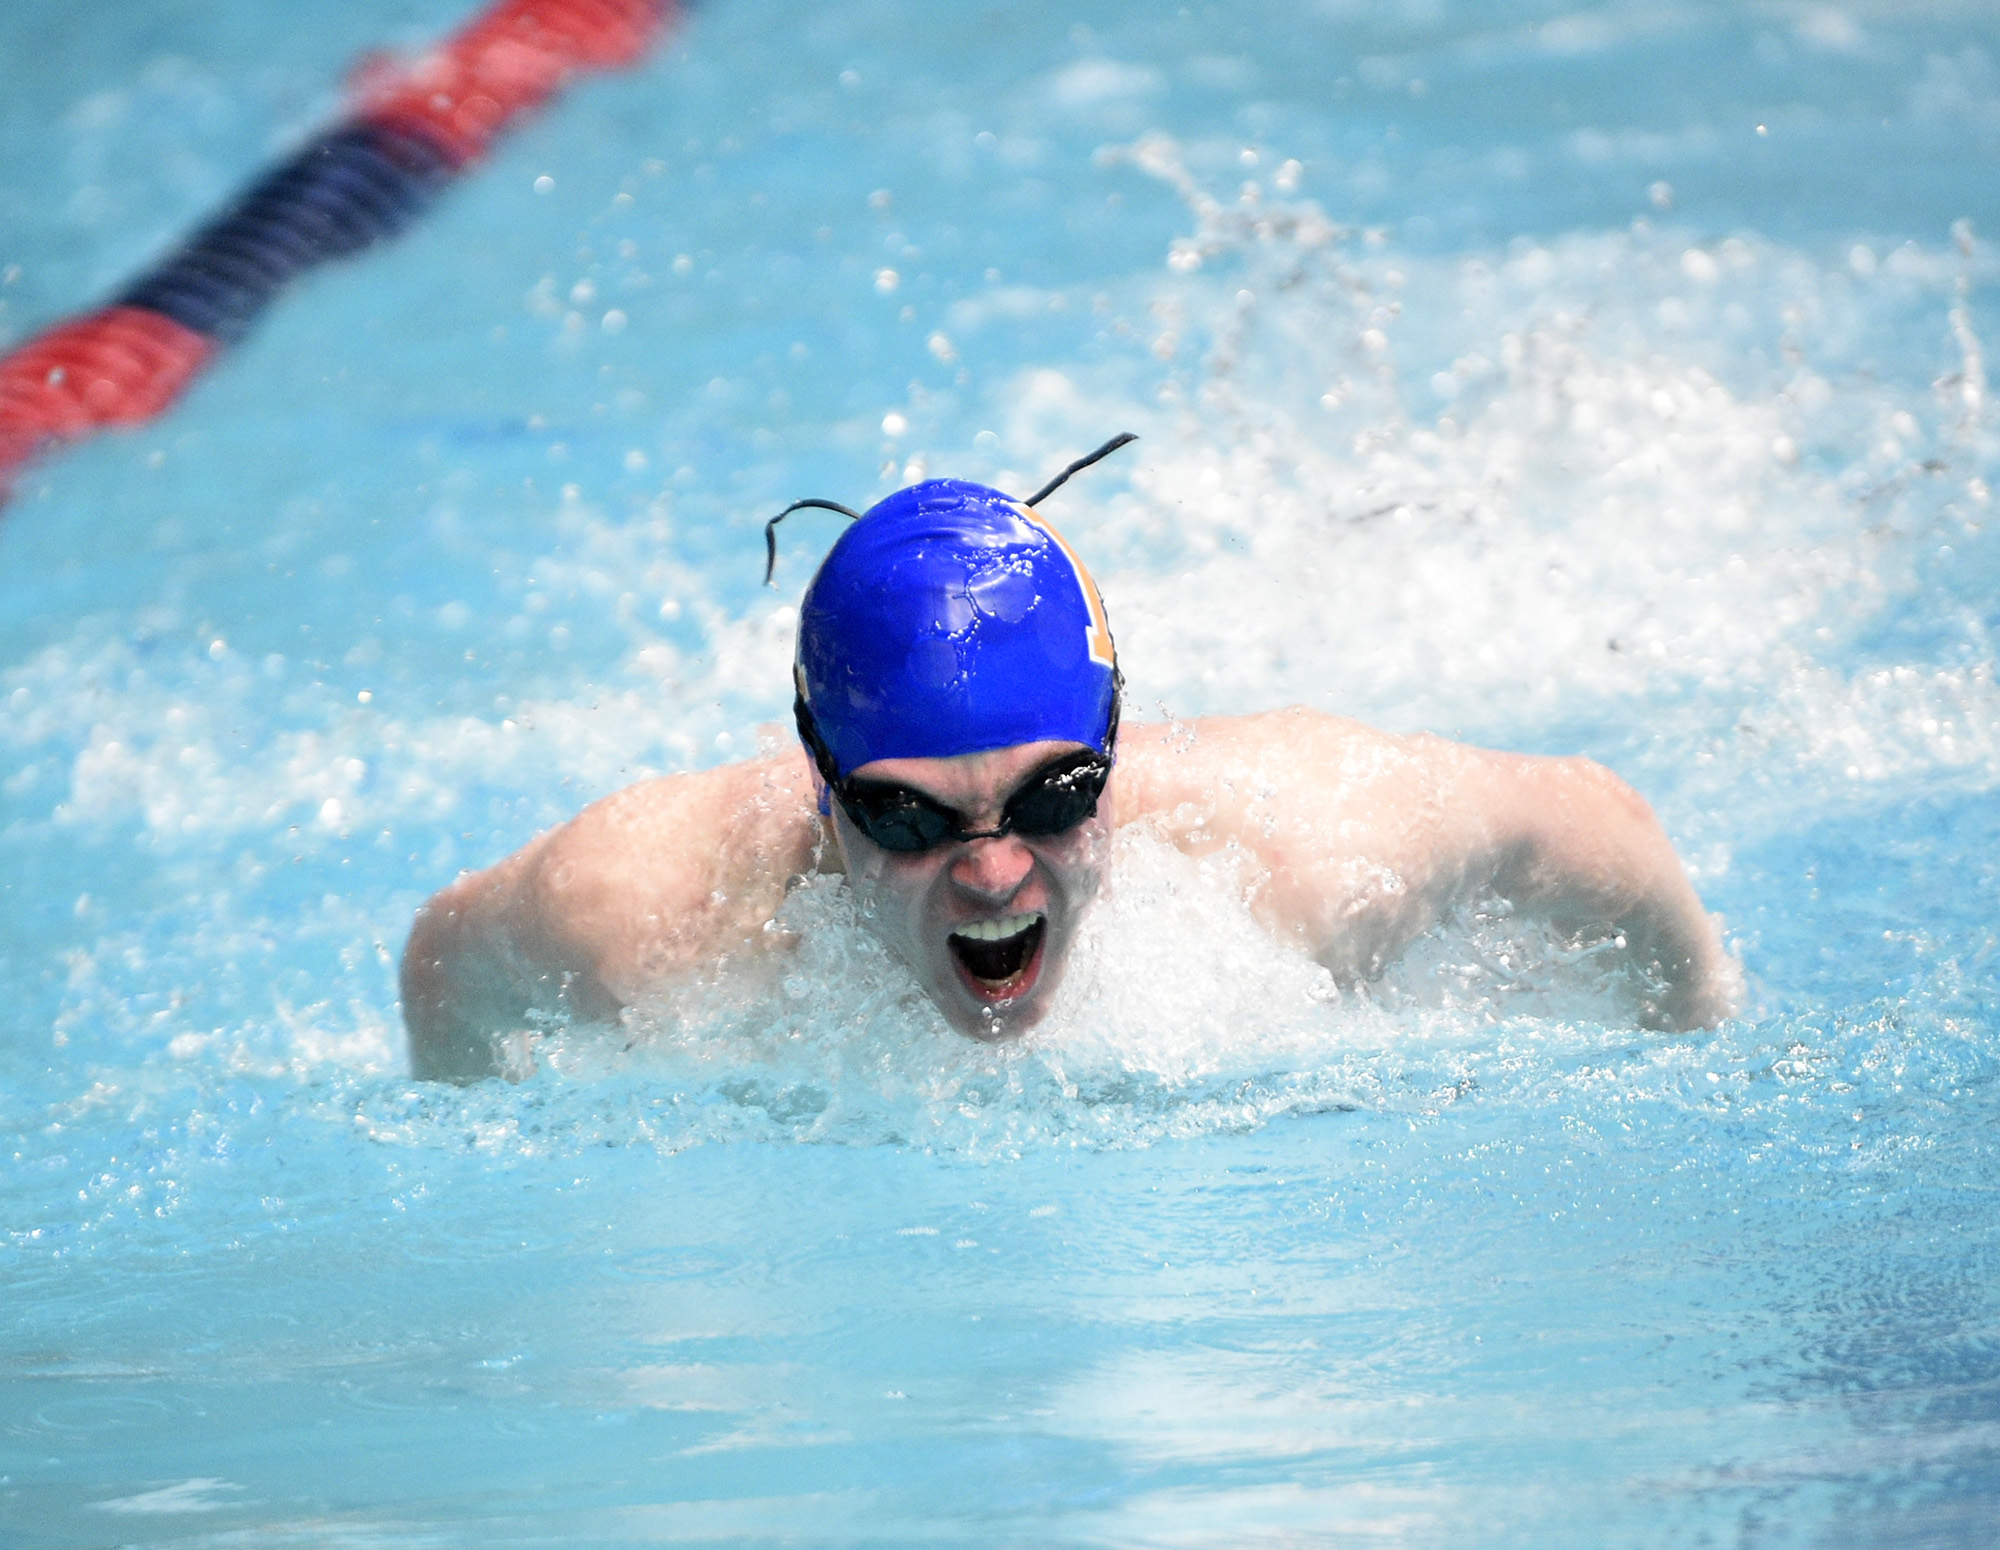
[827,739,1113,1040]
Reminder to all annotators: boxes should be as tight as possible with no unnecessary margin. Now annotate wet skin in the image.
[402,708,1738,1083]
[827,739,1113,1040]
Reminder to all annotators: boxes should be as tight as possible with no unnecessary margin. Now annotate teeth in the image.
[952,911,1041,942]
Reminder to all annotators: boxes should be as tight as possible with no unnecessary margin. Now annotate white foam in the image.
[330,829,1679,1158]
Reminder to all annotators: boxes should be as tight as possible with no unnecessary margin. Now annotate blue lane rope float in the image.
[0,0,680,494]
[118,123,461,345]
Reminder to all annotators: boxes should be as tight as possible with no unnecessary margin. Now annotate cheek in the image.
[832,812,898,893]
[840,836,949,942]
[1040,816,1114,910]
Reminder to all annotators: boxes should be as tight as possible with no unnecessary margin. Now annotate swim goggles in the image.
[795,693,1117,854]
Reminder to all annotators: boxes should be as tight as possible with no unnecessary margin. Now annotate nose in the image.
[949,834,1035,902]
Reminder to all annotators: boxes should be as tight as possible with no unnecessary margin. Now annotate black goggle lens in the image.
[1000,754,1109,835]
[838,752,1109,853]
[840,787,959,852]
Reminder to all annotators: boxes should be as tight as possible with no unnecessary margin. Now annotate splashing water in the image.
[6,0,2000,1542]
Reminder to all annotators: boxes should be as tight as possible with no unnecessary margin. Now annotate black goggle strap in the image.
[794,692,846,819]
[764,498,863,587]
[760,431,1136,586]
[1023,431,1139,508]
[798,696,963,841]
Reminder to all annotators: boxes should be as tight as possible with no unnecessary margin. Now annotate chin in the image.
[942,989,1051,1042]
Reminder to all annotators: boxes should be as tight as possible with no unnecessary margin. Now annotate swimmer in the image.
[401,439,1739,1082]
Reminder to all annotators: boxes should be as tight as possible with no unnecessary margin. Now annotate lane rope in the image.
[0,0,678,496]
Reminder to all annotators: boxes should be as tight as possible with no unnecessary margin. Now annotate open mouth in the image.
[947,912,1047,1002]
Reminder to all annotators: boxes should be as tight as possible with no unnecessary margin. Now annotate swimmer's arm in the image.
[400,829,607,1084]
[1119,710,1736,1029]
[1441,746,1739,1030]
[400,750,822,1083]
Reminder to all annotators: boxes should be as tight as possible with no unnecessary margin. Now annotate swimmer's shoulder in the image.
[497,746,824,998]
[547,744,821,877]
[1113,706,1424,819]
[526,747,822,922]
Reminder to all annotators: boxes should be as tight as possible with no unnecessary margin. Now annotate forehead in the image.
[848,739,1092,802]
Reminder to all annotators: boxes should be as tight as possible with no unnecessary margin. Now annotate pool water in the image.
[5,0,2000,1543]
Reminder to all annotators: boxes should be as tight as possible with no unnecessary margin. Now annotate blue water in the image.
[6,0,2000,1543]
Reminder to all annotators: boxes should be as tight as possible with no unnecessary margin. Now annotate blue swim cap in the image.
[793,478,1119,780]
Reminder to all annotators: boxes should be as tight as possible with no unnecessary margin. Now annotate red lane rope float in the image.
[0,0,678,497]
[362,0,667,165]
[0,308,215,477]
